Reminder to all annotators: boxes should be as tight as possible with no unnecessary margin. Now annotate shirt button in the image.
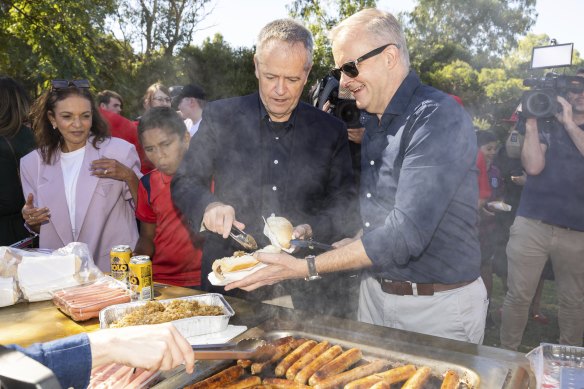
[366,193,371,198]
[370,160,375,166]
[272,186,277,191]
[274,160,279,165]
[365,222,370,227]
[275,137,279,140]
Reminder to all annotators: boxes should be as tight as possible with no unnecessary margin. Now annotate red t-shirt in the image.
[136,170,203,286]
[100,109,154,174]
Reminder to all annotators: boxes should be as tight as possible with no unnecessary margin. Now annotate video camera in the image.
[521,42,582,118]
[310,75,362,128]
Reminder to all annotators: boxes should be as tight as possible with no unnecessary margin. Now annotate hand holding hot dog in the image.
[88,323,195,373]
[225,251,306,291]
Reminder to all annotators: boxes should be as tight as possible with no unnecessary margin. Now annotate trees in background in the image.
[0,0,582,126]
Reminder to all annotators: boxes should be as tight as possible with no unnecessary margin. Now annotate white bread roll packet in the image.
[263,214,294,252]
[208,245,281,286]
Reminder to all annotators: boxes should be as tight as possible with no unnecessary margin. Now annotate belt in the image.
[377,278,473,296]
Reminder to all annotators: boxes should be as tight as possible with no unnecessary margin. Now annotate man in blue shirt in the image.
[228,8,487,344]
[500,74,584,350]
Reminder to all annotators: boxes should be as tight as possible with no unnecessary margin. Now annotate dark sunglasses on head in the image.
[330,43,400,80]
[51,79,90,91]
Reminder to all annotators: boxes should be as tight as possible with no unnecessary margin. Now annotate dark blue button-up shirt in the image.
[360,71,480,283]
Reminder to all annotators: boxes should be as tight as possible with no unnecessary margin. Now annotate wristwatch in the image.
[304,255,322,281]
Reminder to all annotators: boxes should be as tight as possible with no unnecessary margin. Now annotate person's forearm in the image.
[125,169,139,204]
[315,239,373,274]
[133,237,154,257]
[521,122,546,175]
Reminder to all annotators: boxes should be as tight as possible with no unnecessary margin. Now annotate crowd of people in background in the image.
[1,7,583,388]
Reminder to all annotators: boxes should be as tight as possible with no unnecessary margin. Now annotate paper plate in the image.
[208,263,267,286]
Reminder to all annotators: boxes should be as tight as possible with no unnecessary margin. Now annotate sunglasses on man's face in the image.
[51,79,90,90]
[568,87,584,95]
[330,43,400,80]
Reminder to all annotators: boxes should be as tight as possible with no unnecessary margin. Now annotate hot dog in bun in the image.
[212,251,258,281]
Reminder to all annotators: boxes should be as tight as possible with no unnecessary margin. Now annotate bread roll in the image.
[265,214,294,249]
[212,254,259,280]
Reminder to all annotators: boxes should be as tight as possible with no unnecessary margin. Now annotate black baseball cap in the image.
[172,83,206,106]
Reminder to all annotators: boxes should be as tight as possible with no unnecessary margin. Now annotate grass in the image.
[483,275,561,353]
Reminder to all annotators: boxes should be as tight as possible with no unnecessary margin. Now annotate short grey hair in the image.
[329,8,410,69]
[256,18,314,69]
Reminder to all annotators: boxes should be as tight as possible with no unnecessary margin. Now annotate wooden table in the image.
[0,284,201,347]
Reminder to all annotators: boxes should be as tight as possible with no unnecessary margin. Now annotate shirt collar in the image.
[259,95,298,130]
[362,70,421,133]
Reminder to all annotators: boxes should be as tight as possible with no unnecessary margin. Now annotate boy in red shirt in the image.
[134,107,203,287]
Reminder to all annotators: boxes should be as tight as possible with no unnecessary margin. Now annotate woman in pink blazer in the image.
[20,80,140,271]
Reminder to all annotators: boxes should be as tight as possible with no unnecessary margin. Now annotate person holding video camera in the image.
[500,73,584,350]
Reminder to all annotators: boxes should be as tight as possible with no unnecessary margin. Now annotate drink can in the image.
[129,255,153,301]
[110,245,132,283]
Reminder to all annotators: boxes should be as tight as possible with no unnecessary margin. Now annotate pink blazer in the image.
[20,137,141,271]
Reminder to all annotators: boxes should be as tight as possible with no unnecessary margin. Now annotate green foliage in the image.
[178,34,257,100]
[1,0,582,128]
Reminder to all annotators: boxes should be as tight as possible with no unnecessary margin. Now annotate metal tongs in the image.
[191,338,274,361]
[229,226,258,251]
[290,239,334,251]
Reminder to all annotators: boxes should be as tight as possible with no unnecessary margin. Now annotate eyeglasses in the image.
[152,96,172,103]
[51,79,90,90]
[330,43,400,80]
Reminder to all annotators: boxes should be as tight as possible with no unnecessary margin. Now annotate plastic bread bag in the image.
[0,276,21,307]
[1,242,104,303]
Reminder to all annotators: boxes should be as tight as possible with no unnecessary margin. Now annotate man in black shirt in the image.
[171,18,360,317]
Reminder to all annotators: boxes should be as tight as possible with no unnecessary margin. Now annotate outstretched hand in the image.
[88,323,195,373]
[21,193,50,227]
[225,251,306,291]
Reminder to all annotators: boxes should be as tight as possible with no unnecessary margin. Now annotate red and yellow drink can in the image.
[110,245,132,283]
[129,255,153,301]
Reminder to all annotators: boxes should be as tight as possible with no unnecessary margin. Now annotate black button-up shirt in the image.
[360,71,481,283]
[259,103,296,218]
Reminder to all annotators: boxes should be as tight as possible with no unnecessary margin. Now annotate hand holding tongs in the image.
[230,225,258,251]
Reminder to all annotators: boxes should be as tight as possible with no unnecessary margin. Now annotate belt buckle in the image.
[409,281,418,296]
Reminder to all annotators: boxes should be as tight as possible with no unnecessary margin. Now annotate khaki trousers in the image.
[358,276,488,344]
[501,216,584,349]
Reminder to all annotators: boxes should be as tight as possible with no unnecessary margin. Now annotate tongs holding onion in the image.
[229,225,258,251]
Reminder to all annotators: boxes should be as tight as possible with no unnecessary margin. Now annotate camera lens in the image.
[521,89,557,118]
[335,100,362,128]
